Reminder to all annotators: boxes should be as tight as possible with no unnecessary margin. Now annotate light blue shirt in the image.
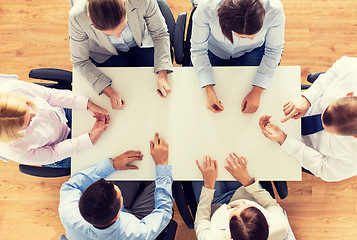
[59,159,173,240]
[108,23,137,52]
[191,0,285,89]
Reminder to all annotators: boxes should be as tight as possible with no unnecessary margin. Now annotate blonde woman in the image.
[0,80,109,168]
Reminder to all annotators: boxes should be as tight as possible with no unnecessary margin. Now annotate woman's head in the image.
[0,94,36,143]
[217,0,265,43]
[229,202,269,240]
[88,0,127,34]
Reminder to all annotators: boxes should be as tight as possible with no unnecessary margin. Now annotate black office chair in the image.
[18,68,72,178]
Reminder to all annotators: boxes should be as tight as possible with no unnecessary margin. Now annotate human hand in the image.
[102,86,125,110]
[150,133,169,165]
[225,153,254,187]
[89,116,109,144]
[87,101,110,124]
[205,85,224,113]
[157,70,171,98]
[113,150,143,170]
[259,115,287,145]
[241,86,264,114]
[196,155,218,189]
[281,96,311,123]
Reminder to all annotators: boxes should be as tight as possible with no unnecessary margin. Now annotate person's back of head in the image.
[88,0,126,31]
[322,96,357,136]
[217,0,265,43]
[0,94,35,143]
[230,206,269,240]
[79,178,122,228]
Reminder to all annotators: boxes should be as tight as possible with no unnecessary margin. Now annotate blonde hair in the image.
[0,94,36,143]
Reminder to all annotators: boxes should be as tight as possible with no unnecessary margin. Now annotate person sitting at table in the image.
[0,80,109,168]
[258,56,357,182]
[59,133,173,240]
[191,0,285,114]
[69,0,173,110]
[194,154,289,239]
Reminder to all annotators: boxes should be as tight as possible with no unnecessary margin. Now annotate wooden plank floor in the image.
[1,0,357,239]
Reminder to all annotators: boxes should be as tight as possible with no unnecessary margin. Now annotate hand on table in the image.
[157,70,171,98]
[225,153,254,187]
[281,96,311,123]
[205,85,224,113]
[102,85,125,110]
[196,155,218,189]
[150,133,169,165]
[89,115,109,144]
[87,101,110,124]
[259,115,287,145]
[241,86,264,114]
[113,150,143,170]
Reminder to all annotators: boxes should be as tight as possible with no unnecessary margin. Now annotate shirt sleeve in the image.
[194,186,216,240]
[4,80,89,110]
[59,159,116,230]
[281,135,356,182]
[302,56,346,105]
[137,165,173,239]
[14,133,93,165]
[144,0,173,74]
[190,5,216,88]
[252,6,285,89]
[69,11,112,94]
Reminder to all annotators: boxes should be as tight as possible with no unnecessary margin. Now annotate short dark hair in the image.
[217,0,265,43]
[322,96,357,136]
[230,206,269,240]
[79,178,122,227]
[88,0,126,31]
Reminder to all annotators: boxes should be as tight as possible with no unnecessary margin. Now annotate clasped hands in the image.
[196,153,254,189]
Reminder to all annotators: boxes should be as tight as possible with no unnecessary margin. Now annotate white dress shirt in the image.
[0,80,92,165]
[281,56,357,182]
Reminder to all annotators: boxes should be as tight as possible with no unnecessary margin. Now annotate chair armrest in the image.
[157,0,176,45]
[273,181,288,200]
[174,12,187,65]
[29,68,72,83]
[301,84,311,90]
[19,164,70,178]
[307,72,325,84]
[172,182,195,229]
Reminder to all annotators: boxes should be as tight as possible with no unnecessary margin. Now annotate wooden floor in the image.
[0,0,357,239]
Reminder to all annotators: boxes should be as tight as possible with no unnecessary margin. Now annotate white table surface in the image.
[72,66,302,181]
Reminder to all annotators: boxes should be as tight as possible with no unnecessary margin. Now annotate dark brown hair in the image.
[88,0,126,31]
[322,96,357,136]
[79,178,122,228]
[217,0,265,43]
[230,206,269,240]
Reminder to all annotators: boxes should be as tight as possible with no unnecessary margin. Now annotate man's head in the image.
[88,0,127,37]
[229,202,269,240]
[79,178,123,228]
[322,96,357,136]
[217,0,265,43]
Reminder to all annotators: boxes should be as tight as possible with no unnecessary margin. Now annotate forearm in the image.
[194,186,215,236]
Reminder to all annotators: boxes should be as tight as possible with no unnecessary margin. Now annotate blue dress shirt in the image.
[191,0,285,89]
[59,159,173,240]
[108,23,138,52]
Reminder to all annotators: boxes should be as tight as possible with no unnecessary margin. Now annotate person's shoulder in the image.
[263,0,284,14]
[69,0,88,18]
[1,80,27,92]
[331,56,357,72]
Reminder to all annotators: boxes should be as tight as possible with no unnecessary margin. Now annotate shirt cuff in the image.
[97,158,117,176]
[99,83,112,95]
[74,133,93,153]
[156,165,172,178]
[280,135,302,163]
[252,72,270,90]
[199,70,216,88]
[77,95,90,110]
[302,90,318,107]
[243,180,261,193]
